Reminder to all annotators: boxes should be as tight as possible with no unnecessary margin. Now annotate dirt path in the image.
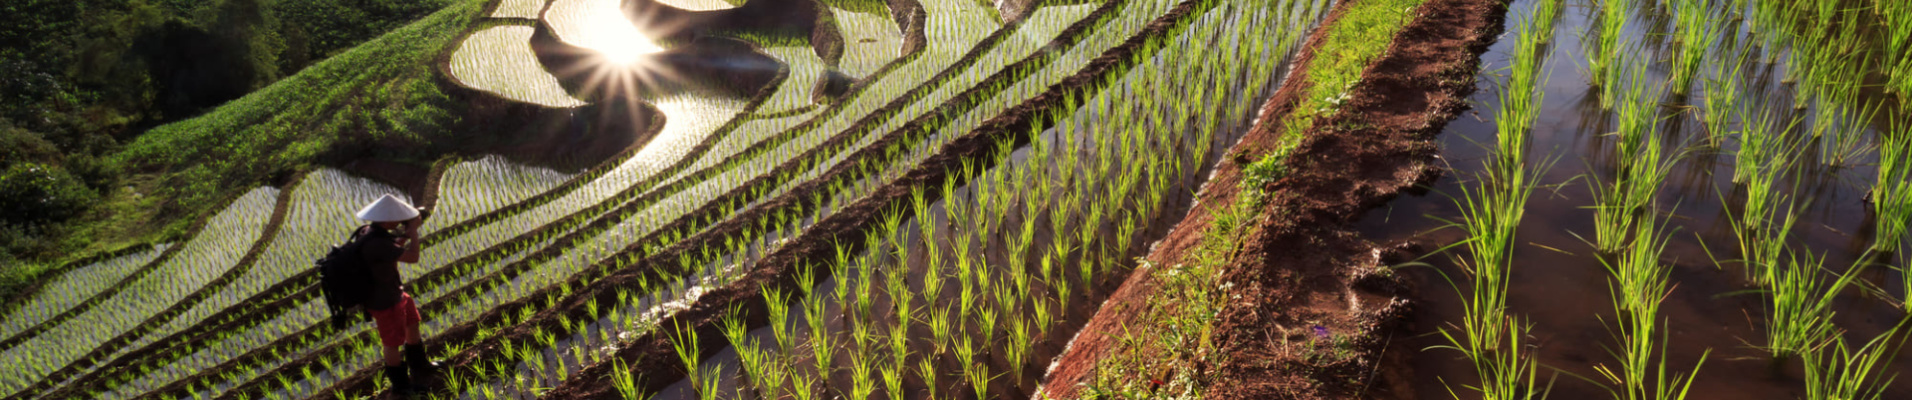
[1039,0,1510,397]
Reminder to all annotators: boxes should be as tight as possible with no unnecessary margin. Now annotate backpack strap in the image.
[347,224,372,244]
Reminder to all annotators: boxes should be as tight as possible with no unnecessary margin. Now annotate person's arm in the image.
[397,229,421,264]
[391,219,418,262]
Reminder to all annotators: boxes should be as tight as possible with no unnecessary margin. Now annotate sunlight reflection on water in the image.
[546,0,666,64]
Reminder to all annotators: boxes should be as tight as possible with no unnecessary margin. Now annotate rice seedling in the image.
[1801,321,1904,400]
[1593,212,1708,400]
[1813,95,1880,170]
[1764,250,1863,367]
[1585,0,1629,92]
[1872,120,1912,258]
[1731,106,1798,185]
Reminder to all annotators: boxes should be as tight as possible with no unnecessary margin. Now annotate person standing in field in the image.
[354,194,442,396]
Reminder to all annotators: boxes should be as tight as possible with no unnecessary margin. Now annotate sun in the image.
[548,0,664,66]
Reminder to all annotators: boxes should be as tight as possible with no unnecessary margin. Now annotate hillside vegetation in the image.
[0,0,463,298]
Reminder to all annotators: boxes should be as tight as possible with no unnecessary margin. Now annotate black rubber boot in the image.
[404,343,442,376]
[384,365,422,397]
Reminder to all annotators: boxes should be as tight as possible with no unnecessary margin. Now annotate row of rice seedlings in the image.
[0,187,280,397]
[1591,61,1672,255]
[420,155,577,233]
[449,177,828,398]
[1492,0,1554,172]
[434,246,741,400]
[1433,147,1548,400]
[0,244,173,339]
[1723,104,1801,287]
[98,300,336,398]
[829,6,907,78]
[448,23,592,107]
[1434,3,1553,396]
[1587,49,1705,397]
[749,0,1220,337]
[440,205,803,399]
[1663,0,1721,96]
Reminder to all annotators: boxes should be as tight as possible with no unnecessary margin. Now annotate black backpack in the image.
[317,225,373,327]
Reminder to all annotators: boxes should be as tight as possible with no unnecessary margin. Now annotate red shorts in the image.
[368,293,421,348]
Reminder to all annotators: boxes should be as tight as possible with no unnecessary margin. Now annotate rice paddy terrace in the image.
[10,0,1907,398]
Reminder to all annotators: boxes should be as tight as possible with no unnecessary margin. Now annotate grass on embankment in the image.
[1242,0,1427,174]
[0,0,491,300]
[1085,0,1429,396]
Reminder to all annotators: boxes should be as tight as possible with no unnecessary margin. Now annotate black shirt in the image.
[356,226,409,310]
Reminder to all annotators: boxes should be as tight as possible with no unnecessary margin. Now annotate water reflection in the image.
[547,0,665,64]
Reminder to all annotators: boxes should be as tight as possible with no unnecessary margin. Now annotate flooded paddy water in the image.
[1354,0,1912,398]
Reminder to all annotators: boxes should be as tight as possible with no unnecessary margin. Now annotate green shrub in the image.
[0,163,98,226]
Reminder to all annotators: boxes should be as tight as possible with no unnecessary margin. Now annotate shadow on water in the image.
[1354,0,1912,398]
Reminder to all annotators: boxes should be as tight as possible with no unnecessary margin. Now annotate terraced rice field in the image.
[451,24,593,107]
[0,0,1340,398]
[828,6,906,79]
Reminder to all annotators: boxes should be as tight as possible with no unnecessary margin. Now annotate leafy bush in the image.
[0,163,98,226]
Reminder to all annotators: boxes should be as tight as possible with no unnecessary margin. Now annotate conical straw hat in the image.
[356,194,420,222]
